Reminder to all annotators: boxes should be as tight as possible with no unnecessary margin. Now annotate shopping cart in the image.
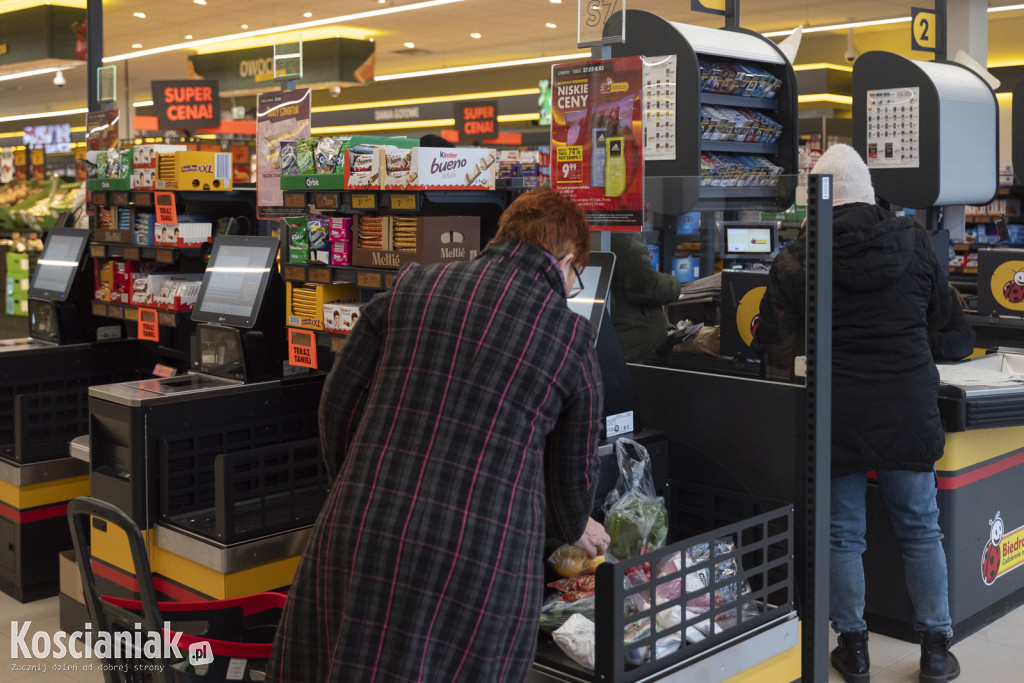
[67,496,285,682]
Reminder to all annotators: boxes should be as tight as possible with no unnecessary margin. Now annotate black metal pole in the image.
[935,0,947,61]
[803,173,832,682]
[86,0,103,112]
[725,0,740,29]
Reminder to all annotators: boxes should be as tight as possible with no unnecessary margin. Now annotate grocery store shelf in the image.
[700,93,780,111]
[90,242,203,263]
[281,262,397,290]
[701,140,779,155]
[90,301,191,328]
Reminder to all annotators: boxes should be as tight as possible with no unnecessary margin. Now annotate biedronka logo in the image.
[981,511,1024,585]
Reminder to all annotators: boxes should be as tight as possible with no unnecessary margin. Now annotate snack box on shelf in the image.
[382,147,498,191]
[323,302,363,335]
[155,151,233,191]
[351,215,481,269]
[153,215,212,247]
[286,282,359,332]
[150,274,204,311]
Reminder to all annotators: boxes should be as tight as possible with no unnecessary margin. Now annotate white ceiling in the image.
[1,0,1020,120]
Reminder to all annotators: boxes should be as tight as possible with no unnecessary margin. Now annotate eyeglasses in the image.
[567,264,584,299]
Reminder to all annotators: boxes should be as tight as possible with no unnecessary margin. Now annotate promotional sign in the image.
[137,308,160,342]
[152,80,220,131]
[981,511,1024,585]
[454,100,498,141]
[865,87,920,169]
[551,56,644,231]
[154,192,177,226]
[288,327,317,369]
[256,88,310,214]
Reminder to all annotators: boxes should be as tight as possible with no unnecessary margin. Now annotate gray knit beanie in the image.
[810,143,876,206]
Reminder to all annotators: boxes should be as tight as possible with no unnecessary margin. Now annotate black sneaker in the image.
[830,630,870,683]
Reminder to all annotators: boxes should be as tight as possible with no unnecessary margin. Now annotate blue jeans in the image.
[830,470,953,637]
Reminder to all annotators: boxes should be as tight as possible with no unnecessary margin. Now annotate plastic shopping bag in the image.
[602,438,668,560]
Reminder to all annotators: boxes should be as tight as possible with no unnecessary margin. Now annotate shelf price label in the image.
[136,308,158,341]
[556,146,583,184]
[289,328,318,369]
[911,8,937,52]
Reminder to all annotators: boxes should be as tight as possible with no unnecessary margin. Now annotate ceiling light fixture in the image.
[303,12,312,17]
[133,100,155,107]
[185,34,193,39]
[103,0,467,62]
[374,51,589,81]
[763,17,910,36]
[132,43,143,48]
[312,87,540,113]
[404,42,415,48]
[194,0,206,5]
[0,66,71,83]
[241,24,248,29]
[549,0,561,3]
[470,32,481,39]
[132,12,146,18]
[989,3,1024,12]
[0,107,88,124]
[545,22,557,28]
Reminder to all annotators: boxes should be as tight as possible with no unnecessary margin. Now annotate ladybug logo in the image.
[737,286,767,348]
[989,261,1024,311]
[1004,271,1024,304]
[982,512,1004,586]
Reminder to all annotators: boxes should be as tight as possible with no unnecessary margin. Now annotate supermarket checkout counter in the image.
[865,351,1024,641]
[0,229,153,602]
[82,235,328,603]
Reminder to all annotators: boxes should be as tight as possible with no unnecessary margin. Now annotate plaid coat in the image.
[267,241,604,682]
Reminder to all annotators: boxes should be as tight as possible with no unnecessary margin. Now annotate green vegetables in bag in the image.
[606,496,668,560]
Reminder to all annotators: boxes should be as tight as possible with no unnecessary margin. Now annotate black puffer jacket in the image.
[756,203,953,477]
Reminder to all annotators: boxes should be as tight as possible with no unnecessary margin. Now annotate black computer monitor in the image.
[566,251,615,335]
[28,228,89,301]
[721,221,777,259]
[192,235,280,329]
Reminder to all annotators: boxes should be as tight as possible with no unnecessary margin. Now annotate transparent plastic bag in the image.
[602,439,669,560]
[540,593,595,633]
[547,544,605,578]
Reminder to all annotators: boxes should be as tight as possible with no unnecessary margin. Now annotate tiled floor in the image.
[3,587,1022,682]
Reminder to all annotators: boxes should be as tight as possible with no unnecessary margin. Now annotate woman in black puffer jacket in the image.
[756,144,960,683]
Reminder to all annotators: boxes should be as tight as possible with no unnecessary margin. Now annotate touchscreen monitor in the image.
[722,222,776,257]
[566,251,615,337]
[28,228,89,301]
[192,235,279,328]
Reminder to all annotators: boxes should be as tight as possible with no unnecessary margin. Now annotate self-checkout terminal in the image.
[0,228,155,601]
[85,235,328,603]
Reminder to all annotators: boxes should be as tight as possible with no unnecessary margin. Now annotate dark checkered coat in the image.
[267,241,604,682]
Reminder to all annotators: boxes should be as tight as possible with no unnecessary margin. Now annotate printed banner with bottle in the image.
[550,57,644,231]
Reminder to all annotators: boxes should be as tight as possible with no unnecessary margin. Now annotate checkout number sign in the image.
[911,7,937,52]
[289,328,317,369]
[138,308,160,342]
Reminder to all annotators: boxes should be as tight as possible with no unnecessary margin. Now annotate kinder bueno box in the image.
[343,146,381,190]
[323,302,363,334]
[382,148,498,191]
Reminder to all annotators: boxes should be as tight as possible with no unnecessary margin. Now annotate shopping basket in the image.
[67,496,285,682]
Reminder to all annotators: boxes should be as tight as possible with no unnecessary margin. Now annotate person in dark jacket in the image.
[608,231,682,361]
[755,145,960,683]
[266,189,610,683]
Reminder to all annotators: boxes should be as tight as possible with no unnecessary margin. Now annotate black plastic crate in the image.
[159,417,327,543]
[536,482,794,682]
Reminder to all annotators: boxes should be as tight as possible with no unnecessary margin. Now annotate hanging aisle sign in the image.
[551,56,645,231]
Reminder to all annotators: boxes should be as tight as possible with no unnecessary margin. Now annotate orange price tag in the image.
[138,308,160,342]
[154,192,177,226]
[288,328,318,369]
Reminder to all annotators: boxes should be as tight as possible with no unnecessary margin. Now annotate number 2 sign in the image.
[911,7,937,52]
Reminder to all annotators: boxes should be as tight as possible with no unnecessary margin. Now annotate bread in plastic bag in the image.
[602,438,669,560]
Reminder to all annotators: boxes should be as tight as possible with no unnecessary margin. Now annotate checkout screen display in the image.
[565,252,615,337]
[195,244,274,322]
[725,226,774,255]
[29,230,87,300]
